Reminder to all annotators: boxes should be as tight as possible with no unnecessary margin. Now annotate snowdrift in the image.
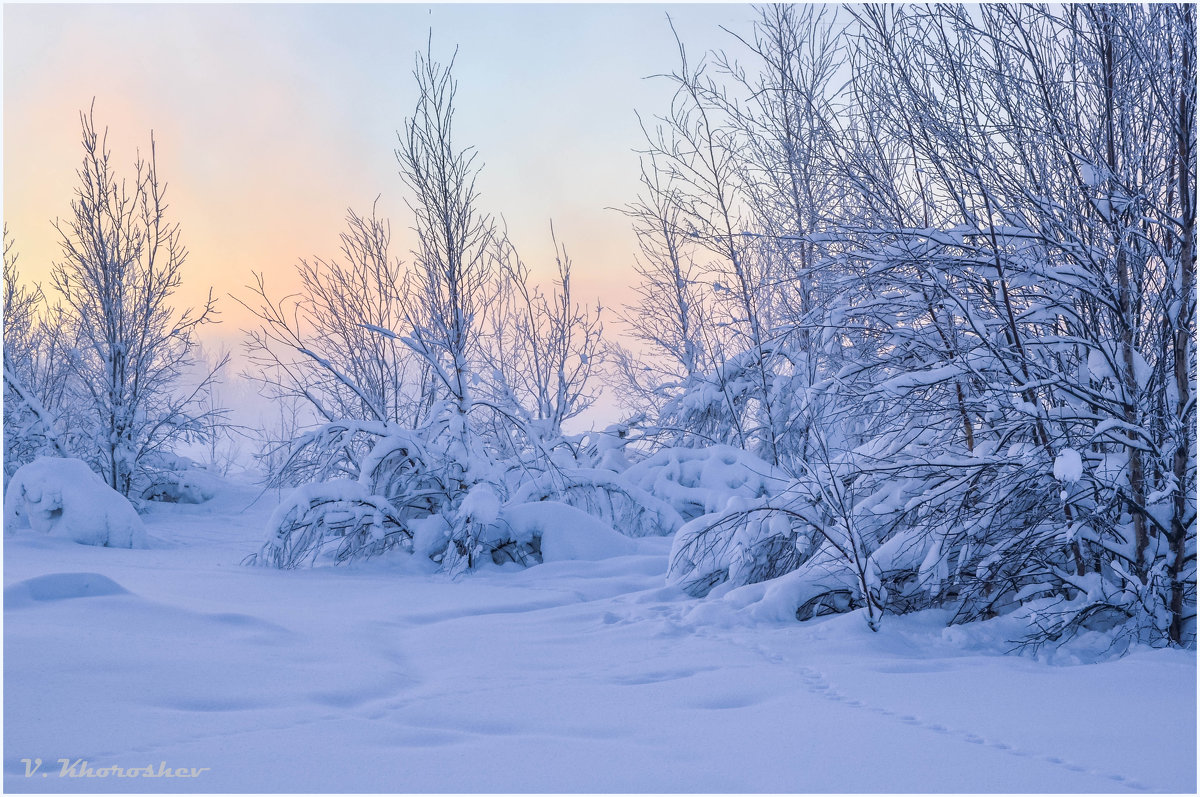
[3,457,147,548]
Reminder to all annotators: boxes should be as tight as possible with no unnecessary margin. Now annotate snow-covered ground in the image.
[4,479,1196,793]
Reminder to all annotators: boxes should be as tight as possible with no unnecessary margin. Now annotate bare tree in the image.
[3,226,72,478]
[641,21,785,464]
[49,104,221,496]
[482,227,604,451]
[613,157,720,430]
[239,204,427,430]
[395,45,495,464]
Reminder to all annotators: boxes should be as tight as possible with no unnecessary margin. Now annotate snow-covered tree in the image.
[627,3,1194,649]
[3,226,73,481]
[251,45,625,575]
[49,105,222,497]
[833,2,1196,647]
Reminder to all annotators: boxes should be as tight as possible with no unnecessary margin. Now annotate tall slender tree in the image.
[50,104,221,496]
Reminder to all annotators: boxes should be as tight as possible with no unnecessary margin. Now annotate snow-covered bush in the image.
[358,430,453,521]
[414,498,641,572]
[139,472,215,504]
[511,467,682,539]
[249,480,413,569]
[4,457,147,548]
[637,446,823,597]
[138,453,219,504]
[250,408,671,571]
[667,492,819,597]
[624,445,790,522]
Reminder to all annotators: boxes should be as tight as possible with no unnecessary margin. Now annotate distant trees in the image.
[4,106,223,497]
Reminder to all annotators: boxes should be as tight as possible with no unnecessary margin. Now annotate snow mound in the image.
[459,482,502,526]
[4,572,130,609]
[500,502,638,562]
[3,457,147,548]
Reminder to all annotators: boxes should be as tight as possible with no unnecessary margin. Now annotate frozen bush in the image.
[510,468,683,538]
[138,454,219,504]
[358,432,450,520]
[667,490,821,597]
[624,445,789,522]
[250,480,413,569]
[432,500,640,571]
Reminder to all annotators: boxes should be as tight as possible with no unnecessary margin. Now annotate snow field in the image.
[4,479,1195,793]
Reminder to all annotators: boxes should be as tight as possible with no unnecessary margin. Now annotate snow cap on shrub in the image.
[4,457,147,548]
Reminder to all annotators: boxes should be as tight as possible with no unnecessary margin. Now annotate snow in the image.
[624,445,789,519]
[3,457,147,548]
[510,468,684,538]
[3,477,1195,793]
[501,501,638,562]
[1087,346,1116,384]
[458,482,502,526]
[1054,447,1085,483]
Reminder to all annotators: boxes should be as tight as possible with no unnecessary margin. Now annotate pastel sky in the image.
[4,2,759,359]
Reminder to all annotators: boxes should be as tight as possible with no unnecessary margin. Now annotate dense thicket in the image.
[617,4,1195,648]
[240,6,1193,651]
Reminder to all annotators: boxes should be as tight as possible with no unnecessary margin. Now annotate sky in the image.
[4,3,761,358]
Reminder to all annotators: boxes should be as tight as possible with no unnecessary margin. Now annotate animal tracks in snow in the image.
[745,642,1153,793]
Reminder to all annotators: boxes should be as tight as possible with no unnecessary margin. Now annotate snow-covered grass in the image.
[4,477,1196,793]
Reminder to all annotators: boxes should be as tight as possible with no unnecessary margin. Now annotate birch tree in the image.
[50,105,221,496]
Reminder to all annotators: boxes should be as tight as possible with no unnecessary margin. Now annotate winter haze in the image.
[3,3,1196,794]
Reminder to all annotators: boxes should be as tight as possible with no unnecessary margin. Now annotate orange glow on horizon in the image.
[4,3,758,424]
